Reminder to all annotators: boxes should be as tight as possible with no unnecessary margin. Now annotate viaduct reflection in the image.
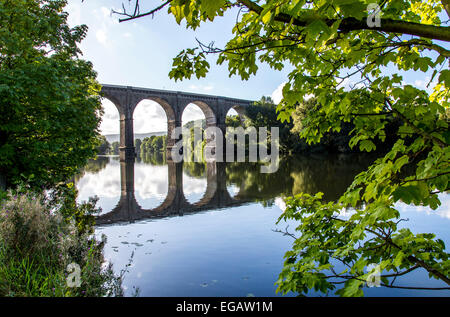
[93,154,373,225]
[95,159,250,225]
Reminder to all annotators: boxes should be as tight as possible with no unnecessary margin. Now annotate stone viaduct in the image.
[101,84,253,161]
[95,159,251,225]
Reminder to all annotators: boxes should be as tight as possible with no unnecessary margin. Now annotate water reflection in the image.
[95,160,250,225]
[76,157,121,213]
[75,154,450,297]
[226,154,372,203]
[77,154,374,225]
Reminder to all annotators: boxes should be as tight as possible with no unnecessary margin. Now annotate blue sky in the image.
[65,0,444,135]
[66,0,289,134]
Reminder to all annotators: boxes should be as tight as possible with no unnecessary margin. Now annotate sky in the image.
[65,0,444,135]
[65,0,289,135]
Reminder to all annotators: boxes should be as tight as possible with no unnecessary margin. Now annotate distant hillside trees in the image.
[135,139,142,157]
[140,135,167,156]
[243,96,398,155]
[110,142,120,155]
[96,136,111,155]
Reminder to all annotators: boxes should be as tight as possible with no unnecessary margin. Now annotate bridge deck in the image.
[101,83,254,105]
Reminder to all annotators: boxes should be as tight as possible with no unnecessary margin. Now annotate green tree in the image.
[0,0,102,190]
[185,126,205,159]
[246,96,306,153]
[110,141,120,155]
[140,135,167,156]
[135,138,142,157]
[291,96,402,153]
[96,135,111,155]
[152,136,163,152]
[184,119,206,130]
[140,137,151,156]
[115,0,450,295]
[225,115,243,128]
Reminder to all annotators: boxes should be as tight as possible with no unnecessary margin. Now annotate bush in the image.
[0,191,124,297]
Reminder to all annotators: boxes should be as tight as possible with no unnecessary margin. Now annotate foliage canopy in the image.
[0,0,102,189]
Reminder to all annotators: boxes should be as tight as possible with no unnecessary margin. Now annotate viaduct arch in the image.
[101,84,253,161]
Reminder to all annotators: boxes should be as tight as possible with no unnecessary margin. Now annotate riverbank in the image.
[0,190,124,297]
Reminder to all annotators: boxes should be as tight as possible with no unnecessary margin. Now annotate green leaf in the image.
[359,140,376,152]
[201,0,225,19]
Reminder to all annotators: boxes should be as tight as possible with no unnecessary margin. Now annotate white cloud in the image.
[414,78,428,89]
[227,184,240,197]
[76,161,121,200]
[134,101,168,133]
[134,164,210,205]
[77,161,210,211]
[337,78,365,91]
[412,76,437,93]
[182,104,206,124]
[203,85,214,92]
[100,99,120,135]
[183,175,207,196]
[91,6,120,47]
[96,29,108,46]
[65,2,81,27]
[100,6,111,18]
[274,197,286,212]
[271,82,313,104]
[134,165,168,200]
[271,82,286,104]
[226,108,238,116]
[395,194,450,220]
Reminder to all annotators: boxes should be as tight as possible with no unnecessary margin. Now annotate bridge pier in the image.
[119,90,136,161]
[203,122,228,162]
[167,160,189,213]
[119,116,135,160]
[95,156,248,225]
[166,119,183,161]
[120,159,135,195]
[104,158,139,223]
[101,84,252,163]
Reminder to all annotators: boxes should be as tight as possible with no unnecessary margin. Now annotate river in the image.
[75,154,450,297]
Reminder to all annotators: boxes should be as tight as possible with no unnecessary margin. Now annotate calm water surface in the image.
[75,154,450,297]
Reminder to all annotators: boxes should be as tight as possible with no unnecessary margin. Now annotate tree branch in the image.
[388,103,448,149]
[114,0,172,23]
[443,0,450,19]
[237,0,450,42]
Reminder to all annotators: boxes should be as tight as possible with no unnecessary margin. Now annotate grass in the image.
[0,190,124,297]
